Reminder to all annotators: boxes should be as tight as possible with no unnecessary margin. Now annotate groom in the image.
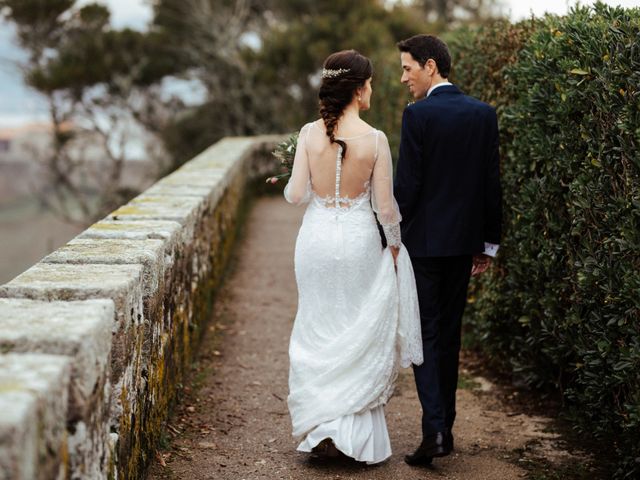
[394,34,502,466]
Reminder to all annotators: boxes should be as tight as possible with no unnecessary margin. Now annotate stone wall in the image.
[0,135,282,480]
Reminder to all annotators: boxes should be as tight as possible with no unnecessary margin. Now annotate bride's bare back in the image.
[285,119,400,228]
[307,120,376,201]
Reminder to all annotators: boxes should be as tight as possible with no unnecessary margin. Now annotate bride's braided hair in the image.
[318,50,372,159]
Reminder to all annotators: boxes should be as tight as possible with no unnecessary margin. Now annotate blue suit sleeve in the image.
[394,107,423,220]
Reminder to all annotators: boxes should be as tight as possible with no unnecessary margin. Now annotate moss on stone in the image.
[89,223,130,231]
[89,222,131,231]
[0,381,24,393]
[130,196,162,204]
[111,205,147,216]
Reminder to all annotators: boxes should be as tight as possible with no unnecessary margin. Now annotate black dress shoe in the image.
[404,447,433,466]
[445,429,454,452]
[404,431,451,466]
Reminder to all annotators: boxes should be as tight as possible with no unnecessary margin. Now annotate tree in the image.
[417,0,500,25]
[150,0,278,163]
[0,0,178,224]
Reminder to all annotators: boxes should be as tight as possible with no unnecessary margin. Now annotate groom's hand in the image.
[471,254,491,276]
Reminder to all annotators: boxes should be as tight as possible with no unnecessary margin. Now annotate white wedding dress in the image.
[284,120,423,464]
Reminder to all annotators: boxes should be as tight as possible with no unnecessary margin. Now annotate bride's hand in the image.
[390,246,400,265]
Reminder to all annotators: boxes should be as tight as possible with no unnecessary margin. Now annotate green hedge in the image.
[449,4,640,478]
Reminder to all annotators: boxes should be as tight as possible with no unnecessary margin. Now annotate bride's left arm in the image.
[371,131,402,249]
[284,124,312,205]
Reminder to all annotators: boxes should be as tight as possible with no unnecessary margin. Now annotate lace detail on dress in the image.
[396,246,424,368]
[316,182,371,211]
[382,224,401,247]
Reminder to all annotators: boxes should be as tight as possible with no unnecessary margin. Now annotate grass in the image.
[458,371,482,390]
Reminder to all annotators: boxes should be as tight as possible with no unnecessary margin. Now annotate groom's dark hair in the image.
[397,34,451,78]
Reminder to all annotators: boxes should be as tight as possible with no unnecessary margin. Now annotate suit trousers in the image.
[410,255,473,437]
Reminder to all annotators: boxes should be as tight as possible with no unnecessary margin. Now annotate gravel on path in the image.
[147,196,584,480]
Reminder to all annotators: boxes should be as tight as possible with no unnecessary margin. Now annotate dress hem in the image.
[296,440,391,465]
[295,405,392,465]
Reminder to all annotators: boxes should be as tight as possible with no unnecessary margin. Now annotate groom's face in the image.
[400,52,432,100]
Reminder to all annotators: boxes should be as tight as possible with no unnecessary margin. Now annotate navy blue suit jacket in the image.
[394,84,502,257]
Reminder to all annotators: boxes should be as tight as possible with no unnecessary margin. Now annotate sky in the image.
[0,0,638,128]
[500,0,639,19]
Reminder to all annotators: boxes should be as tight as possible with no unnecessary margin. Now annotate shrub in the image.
[450,4,640,477]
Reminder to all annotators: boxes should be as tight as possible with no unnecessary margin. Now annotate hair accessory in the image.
[322,68,350,78]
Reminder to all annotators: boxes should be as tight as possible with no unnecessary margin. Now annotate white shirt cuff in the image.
[483,242,499,257]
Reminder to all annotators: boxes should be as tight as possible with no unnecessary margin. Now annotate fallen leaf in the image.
[198,441,217,449]
[167,424,181,435]
[155,451,166,467]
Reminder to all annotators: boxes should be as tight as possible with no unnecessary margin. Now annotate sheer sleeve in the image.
[371,131,402,247]
[284,123,312,205]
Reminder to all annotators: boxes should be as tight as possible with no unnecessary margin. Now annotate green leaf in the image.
[569,68,590,75]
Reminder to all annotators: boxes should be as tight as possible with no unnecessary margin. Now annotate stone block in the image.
[0,263,145,432]
[0,392,37,480]
[0,298,113,419]
[143,182,215,198]
[0,353,71,480]
[42,238,165,298]
[155,170,227,189]
[0,299,114,479]
[151,172,229,215]
[108,194,204,227]
[79,220,186,280]
[79,219,183,243]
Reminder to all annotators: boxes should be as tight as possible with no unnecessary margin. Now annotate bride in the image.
[284,49,423,464]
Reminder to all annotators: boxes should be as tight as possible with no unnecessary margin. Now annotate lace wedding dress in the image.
[284,121,423,464]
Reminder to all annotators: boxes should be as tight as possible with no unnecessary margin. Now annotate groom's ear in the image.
[425,58,438,76]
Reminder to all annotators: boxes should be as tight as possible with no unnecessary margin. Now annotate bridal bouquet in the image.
[266,133,298,184]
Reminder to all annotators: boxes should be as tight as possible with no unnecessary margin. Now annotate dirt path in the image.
[147,196,587,480]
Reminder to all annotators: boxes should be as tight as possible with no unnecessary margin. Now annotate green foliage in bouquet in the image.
[450,4,640,477]
[266,133,298,184]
